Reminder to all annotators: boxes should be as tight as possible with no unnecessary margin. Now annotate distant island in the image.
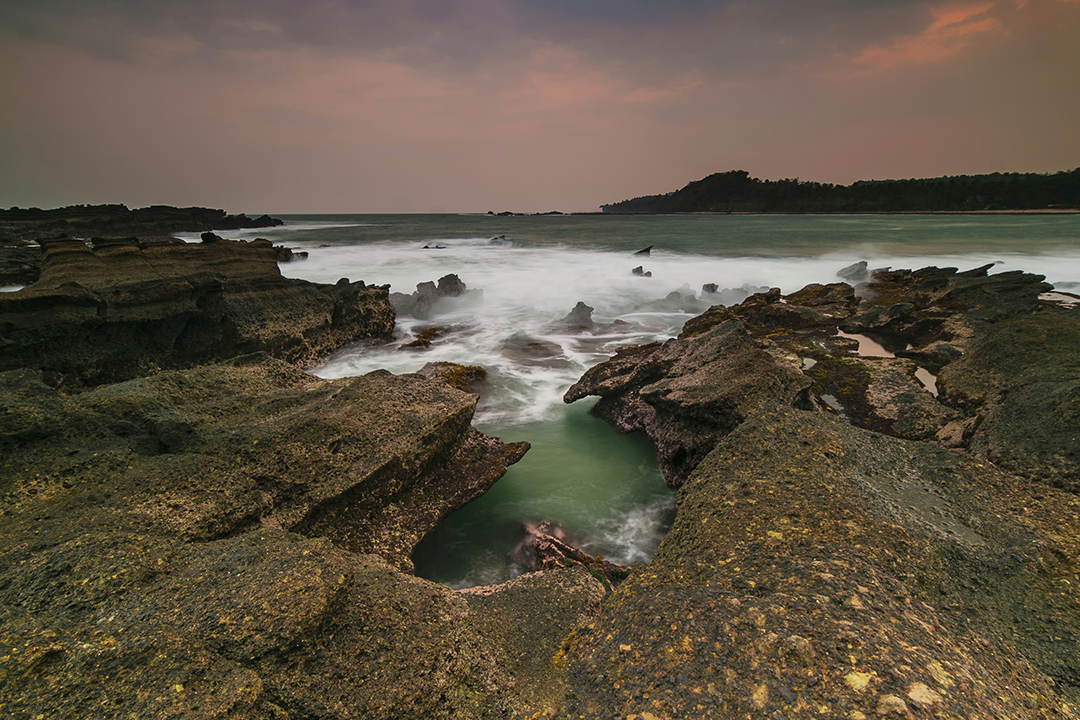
[0,203,283,243]
[601,168,1080,214]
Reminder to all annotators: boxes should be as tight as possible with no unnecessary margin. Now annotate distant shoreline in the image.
[588,208,1080,216]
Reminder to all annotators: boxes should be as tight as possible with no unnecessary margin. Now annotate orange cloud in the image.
[849,1,1003,71]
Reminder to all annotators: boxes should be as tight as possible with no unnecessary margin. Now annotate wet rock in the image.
[565,318,815,486]
[838,260,870,283]
[631,265,652,277]
[0,236,393,388]
[559,301,595,330]
[416,361,487,394]
[437,273,467,297]
[633,245,653,256]
[500,333,574,369]
[390,273,481,319]
[509,520,580,571]
[509,520,631,589]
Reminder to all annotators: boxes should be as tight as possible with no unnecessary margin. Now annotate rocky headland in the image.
[2,232,1080,719]
[0,204,284,244]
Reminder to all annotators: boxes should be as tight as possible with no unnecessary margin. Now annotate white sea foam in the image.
[582,494,677,565]
[278,239,1080,426]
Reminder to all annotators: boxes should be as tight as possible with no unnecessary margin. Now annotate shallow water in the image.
[412,401,673,588]
[183,213,1080,587]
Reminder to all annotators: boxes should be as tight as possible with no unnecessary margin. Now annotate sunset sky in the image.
[1,0,1078,212]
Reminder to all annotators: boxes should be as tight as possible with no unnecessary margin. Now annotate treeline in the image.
[601,169,1080,213]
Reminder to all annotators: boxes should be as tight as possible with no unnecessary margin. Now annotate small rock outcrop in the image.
[389,273,481,319]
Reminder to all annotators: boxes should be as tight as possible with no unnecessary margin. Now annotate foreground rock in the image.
[558,407,1080,717]
[0,203,283,242]
[558,262,1080,715]
[0,359,615,719]
[0,236,394,388]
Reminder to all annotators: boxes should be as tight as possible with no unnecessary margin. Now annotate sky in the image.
[1,0,1078,213]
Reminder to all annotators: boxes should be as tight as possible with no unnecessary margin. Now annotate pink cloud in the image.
[849,1,1003,71]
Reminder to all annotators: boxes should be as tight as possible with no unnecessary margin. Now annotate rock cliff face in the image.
[0,236,394,388]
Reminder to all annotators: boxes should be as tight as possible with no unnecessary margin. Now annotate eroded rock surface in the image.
[558,408,1080,718]
[0,236,394,388]
[0,360,594,719]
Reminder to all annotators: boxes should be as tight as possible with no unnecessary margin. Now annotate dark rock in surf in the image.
[500,333,574,369]
[437,273,467,297]
[559,301,595,330]
[631,266,652,278]
[633,245,653,256]
[509,520,631,588]
[837,260,869,283]
[391,273,481,319]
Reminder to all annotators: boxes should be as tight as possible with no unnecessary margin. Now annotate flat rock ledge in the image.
[0,236,395,389]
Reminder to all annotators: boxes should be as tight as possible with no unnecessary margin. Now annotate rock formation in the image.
[0,236,393,388]
[561,263,1080,716]
[389,273,481,319]
[0,203,283,242]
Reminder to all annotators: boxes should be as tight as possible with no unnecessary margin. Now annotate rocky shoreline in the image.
[2,236,1079,718]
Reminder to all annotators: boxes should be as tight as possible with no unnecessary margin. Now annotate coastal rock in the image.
[416,361,488,394]
[0,244,42,285]
[0,236,394,388]
[0,358,594,719]
[0,203,283,242]
[559,301,595,330]
[558,407,1080,717]
[500,333,574,369]
[838,259,870,282]
[565,318,815,486]
[390,273,480,319]
[938,312,1080,491]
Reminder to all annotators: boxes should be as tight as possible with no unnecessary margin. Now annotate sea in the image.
[165,213,1076,587]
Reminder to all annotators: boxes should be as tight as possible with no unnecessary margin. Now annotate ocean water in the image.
[179,213,1080,587]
